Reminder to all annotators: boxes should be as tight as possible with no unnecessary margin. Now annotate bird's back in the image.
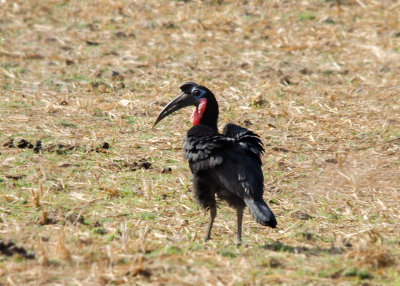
[183,123,265,199]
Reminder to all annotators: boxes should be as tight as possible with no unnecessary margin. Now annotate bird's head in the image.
[154,82,218,129]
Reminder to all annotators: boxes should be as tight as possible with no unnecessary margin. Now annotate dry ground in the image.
[1,0,400,285]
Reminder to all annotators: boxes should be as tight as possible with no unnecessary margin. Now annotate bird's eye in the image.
[192,89,200,97]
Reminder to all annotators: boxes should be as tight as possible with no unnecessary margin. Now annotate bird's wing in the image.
[183,124,264,200]
[222,123,264,164]
[183,125,232,173]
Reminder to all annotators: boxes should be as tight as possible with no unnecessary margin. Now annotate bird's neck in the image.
[198,96,219,131]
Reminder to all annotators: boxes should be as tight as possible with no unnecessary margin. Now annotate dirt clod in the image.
[299,68,312,75]
[44,143,76,154]
[243,119,252,127]
[95,142,110,153]
[292,210,313,220]
[34,140,42,153]
[268,257,282,268]
[161,167,172,173]
[4,174,25,180]
[3,138,14,148]
[325,158,338,164]
[124,159,152,171]
[0,241,35,259]
[17,139,33,149]
[111,71,124,81]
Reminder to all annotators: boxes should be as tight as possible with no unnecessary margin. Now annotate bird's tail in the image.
[244,199,277,228]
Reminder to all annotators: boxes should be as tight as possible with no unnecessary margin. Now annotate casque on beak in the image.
[154,92,198,126]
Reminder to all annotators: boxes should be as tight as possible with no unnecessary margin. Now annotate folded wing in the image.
[183,124,265,200]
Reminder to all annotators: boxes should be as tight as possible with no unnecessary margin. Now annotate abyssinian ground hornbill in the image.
[154,82,277,245]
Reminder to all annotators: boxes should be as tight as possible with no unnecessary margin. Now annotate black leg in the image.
[236,207,244,246]
[205,206,216,241]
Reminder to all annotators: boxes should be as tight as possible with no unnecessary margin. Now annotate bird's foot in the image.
[236,241,248,247]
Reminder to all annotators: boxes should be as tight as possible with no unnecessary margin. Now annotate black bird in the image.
[154,82,277,245]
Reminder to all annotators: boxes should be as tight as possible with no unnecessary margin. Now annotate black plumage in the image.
[155,82,276,244]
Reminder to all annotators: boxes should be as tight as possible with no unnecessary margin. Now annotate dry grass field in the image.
[1,0,400,285]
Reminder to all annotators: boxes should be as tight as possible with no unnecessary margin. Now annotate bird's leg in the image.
[236,207,244,246]
[205,205,216,241]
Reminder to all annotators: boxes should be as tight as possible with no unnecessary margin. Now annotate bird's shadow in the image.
[261,241,344,256]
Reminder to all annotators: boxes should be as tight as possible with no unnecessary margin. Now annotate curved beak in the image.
[154,92,197,126]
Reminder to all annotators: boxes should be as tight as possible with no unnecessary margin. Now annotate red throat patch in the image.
[190,98,207,126]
